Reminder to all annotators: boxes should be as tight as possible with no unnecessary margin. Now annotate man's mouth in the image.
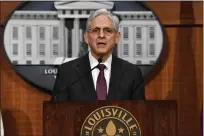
[97,42,106,47]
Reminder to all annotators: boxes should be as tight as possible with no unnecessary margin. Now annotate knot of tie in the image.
[98,64,106,71]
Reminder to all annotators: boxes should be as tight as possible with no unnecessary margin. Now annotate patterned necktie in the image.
[96,64,107,100]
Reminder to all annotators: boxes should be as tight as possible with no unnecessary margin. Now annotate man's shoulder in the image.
[58,57,82,71]
[116,57,143,80]
[116,56,140,72]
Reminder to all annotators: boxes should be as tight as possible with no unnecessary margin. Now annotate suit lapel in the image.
[107,55,124,100]
[75,54,124,100]
[76,53,97,100]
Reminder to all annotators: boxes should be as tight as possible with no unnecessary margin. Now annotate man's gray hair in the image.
[86,9,120,32]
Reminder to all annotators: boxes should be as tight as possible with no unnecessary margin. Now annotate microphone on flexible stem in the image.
[52,56,103,101]
[98,56,103,63]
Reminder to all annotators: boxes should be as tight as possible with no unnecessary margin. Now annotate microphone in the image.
[52,56,103,101]
[98,56,102,64]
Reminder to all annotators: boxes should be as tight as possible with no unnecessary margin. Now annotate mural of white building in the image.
[4,11,61,65]
[114,11,163,65]
[4,1,163,65]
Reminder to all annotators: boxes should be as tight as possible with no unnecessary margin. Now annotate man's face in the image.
[84,15,121,57]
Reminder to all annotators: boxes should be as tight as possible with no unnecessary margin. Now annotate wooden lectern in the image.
[43,101,177,136]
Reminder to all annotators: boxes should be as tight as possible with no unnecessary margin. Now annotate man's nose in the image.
[98,30,105,38]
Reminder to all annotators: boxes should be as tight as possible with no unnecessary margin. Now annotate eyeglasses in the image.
[88,28,116,36]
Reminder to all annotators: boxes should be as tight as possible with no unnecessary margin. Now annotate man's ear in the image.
[84,32,89,44]
[115,32,121,44]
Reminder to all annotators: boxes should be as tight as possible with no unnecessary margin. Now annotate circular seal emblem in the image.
[81,106,141,136]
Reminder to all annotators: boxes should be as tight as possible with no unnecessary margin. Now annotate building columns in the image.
[73,18,80,57]
[60,18,65,57]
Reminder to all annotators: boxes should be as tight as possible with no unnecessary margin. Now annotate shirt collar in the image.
[89,52,112,70]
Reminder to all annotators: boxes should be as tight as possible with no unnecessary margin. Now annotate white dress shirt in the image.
[89,52,112,93]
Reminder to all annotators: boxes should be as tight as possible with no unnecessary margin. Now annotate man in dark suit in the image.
[51,9,146,101]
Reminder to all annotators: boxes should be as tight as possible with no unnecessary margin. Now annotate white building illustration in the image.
[4,1,163,65]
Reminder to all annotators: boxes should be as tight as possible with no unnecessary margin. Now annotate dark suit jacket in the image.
[51,53,146,100]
